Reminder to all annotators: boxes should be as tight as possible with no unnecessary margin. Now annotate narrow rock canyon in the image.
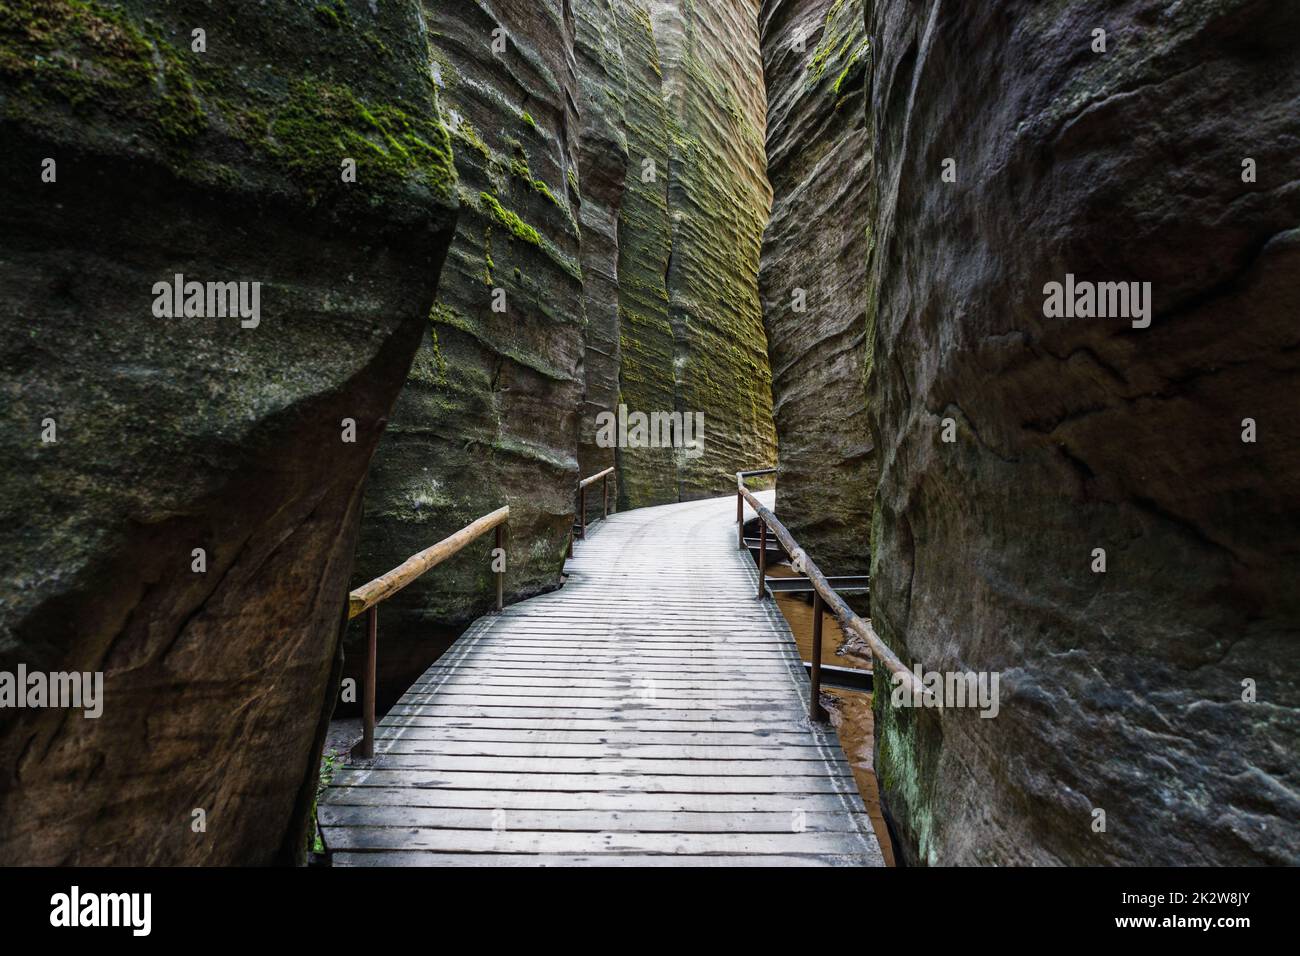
[0,0,1295,870]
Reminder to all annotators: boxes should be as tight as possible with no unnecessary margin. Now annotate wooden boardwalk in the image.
[319,492,883,866]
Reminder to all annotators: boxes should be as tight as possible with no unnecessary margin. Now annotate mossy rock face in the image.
[0,0,457,214]
[573,0,627,511]
[0,0,457,864]
[609,0,677,509]
[346,0,587,702]
[645,0,777,500]
[864,0,1300,865]
[757,0,872,577]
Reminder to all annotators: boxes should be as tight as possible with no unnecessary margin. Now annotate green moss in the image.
[313,4,341,29]
[508,152,568,216]
[567,168,579,196]
[482,224,495,285]
[267,79,456,200]
[0,0,455,200]
[479,191,542,246]
[806,0,859,85]
[832,39,869,98]
[0,0,204,142]
[425,303,453,384]
[453,119,491,162]
[362,31,390,58]
[520,110,538,131]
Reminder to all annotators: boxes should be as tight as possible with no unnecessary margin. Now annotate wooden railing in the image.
[575,465,614,541]
[735,469,922,720]
[347,467,616,760]
[347,506,509,759]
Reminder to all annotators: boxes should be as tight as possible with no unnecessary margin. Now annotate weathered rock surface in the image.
[344,0,586,703]
[352,0,779,696]
[758,0,872,575]
[611,0,679,508]
[0,0,457,863]
[648,0,777,496]
[865,0,1300,864]
[575,0,630,523]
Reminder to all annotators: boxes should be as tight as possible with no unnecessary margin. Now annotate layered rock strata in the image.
[758,0,873,575]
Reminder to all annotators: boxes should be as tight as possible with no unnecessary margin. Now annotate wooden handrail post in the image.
[360,605,377,759]
[602,473,609,519]
[579,486,587,539]
[810,591,827,722]
[495,523,504,612]
[736,489,744,549]
[757,519,768,600]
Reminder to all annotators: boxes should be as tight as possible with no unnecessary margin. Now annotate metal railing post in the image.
[360,605,377,758]
[757,519,768,600]
[602,473,609,519]
[495,523,504,612]
[810,591,827,722]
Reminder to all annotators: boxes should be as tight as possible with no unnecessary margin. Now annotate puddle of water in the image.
[766,564,896,867]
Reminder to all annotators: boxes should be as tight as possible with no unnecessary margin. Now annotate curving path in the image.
[318,492,883,866]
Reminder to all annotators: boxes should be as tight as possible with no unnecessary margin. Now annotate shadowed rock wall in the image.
[865,0,1300,865]
[0,0,457,863]
[758,0,872,575]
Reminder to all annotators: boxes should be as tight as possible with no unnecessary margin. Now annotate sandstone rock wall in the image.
[865,0,1300,865]
[353,0,779,695]
[575,0,630,522]
[611,0,679,508]
[345,0,586,703]
[0,0,457,863]
[758,0,872,575]
[648,0,777,497]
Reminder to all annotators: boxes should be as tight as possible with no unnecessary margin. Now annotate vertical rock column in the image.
[648,0,777,497]
[866,0,1300,864]
[575,0,630,521]
[346,0,586,704]
[0,0,457,863]
[758,0,873,575]
[611,0,679,508]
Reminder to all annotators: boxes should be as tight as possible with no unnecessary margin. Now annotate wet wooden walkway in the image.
[318,492,883,866]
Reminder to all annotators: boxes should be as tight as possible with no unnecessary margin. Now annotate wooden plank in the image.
[362,755,851,775]
[323,828,874,855]
[329,770,855,793]
[401,685,797,700]
[381,707,810,725]
[372,728,830,746]
[384,704,810,720]
[332,852,876,867]
[371,740,843,759]
[319,805,868,833]
[323,787,864,814]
